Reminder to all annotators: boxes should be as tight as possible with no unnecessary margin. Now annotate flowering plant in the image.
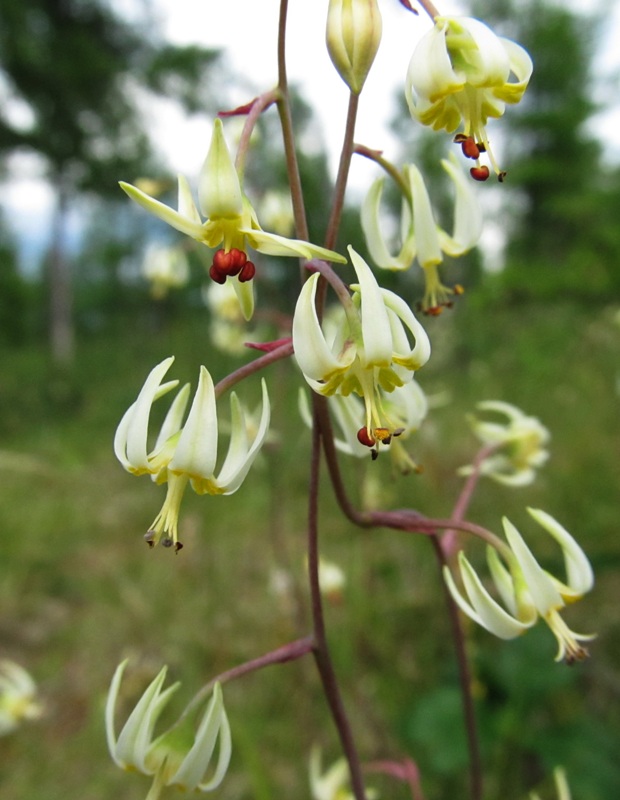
[103,2,597,800]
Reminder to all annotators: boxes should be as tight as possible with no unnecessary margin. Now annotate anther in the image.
[209,264,227,284]
[460,136,481,160]
[470,166,490,182]
[357,427,375,448]
[144,531,156,549]
[161,537,174,548]
[238,260,256,282]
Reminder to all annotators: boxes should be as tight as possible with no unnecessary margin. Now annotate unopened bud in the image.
[326,0,382,94]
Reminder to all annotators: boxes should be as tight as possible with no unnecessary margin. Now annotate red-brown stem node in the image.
[218,98,259,117]
[245,337,293,352]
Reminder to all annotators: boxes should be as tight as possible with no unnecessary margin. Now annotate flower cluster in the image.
[444,508,595,663]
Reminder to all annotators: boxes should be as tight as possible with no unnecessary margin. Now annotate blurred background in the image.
[0,0,619,798]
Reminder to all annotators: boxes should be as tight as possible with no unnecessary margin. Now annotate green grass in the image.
[0,300,618,799]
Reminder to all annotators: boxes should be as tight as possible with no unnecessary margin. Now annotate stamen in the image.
[357,427,376,448]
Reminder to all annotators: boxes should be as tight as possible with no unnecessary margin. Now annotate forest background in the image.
[0,0,619,799]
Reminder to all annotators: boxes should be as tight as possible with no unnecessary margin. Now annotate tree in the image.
[0,0,219,364]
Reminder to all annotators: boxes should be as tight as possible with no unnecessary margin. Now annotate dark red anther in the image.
[226,248,248,276]
[470,166,490,182]
[460,136,481,160]
[497,171,507,183]
[209,264,227,284]
[212,249,233,272]
[238,260,256,282]
[357,427,376,448]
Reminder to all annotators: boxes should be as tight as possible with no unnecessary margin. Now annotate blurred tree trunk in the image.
[48,178,73,366]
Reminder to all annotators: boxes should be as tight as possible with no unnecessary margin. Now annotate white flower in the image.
[293,246,430,448]
[121,119,345,319]
[106,660,231,797]
[405,16,533,179]
[362,154,482,312]
[114,356,270,550]
[459,400,550,486]
[444,509,595,663]
[0,660,42,736]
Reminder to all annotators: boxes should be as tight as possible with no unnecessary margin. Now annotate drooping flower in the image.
[0,660,42,736]
[293,246,430,453]
[326,0,383,94]
[114,356,270,550]
[458,400,550,486]
[405,16,533,179]
[120,119,345,319]
[142,243,190,300]
[106,660,231,798]
[299,378,428,470]
[361,154,482,312]
[444,508,595,663]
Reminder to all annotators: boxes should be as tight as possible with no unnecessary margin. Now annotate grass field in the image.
[0,299,618,800]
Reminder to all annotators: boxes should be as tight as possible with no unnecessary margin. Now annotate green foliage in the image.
[0,299,618,798]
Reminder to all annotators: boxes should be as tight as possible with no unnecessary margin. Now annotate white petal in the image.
[177,175,202,226]
[199,118,243,219]
[114,665,178,774]
[170,683,231,792]
[169,366,219,479]
[406,20,464,107]
[214,379,271,493]
[455,553,533,639]
[527,508,594,596]
[348,246,393,368]
[450,17,510,87]
[437,154,483,255]
[502,517,564,616]
[406,165,442,269]
[293,274,345,382]
[119,182,205,240]
[245,229,347,263]
[381,289,431,370]
[361,177,417,270]
[114,357,176,472]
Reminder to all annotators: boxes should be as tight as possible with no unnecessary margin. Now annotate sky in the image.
[3,0,620,267]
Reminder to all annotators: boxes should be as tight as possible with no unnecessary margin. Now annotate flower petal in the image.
[199,118,243,219]
[502,517,564,616]
[119,181,205,240]
[348,246,393,368]
[437,153,483,255]
[293,274,346,382]
[169,366,219,479]
[527,508,594,597]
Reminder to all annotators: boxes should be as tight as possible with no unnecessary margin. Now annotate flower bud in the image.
[326,0,382,94]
